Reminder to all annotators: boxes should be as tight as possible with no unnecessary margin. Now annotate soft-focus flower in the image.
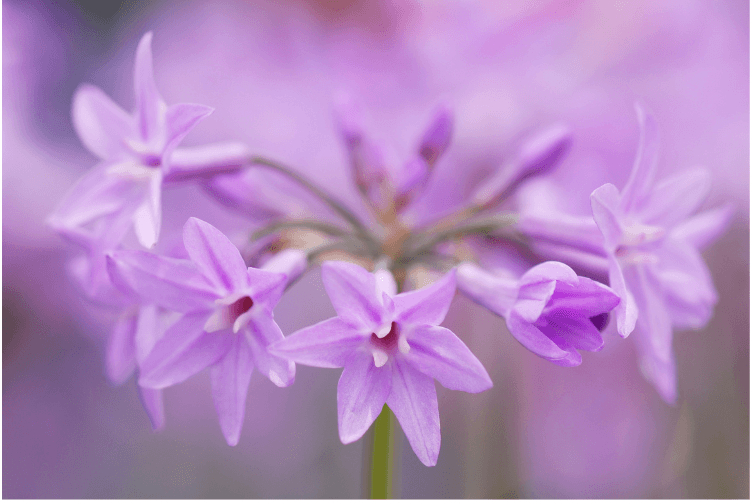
[271,261,492,466]
[457,261,620,366]
[107,217,296,445]
[47,32,250,250]
[588,105,733,402]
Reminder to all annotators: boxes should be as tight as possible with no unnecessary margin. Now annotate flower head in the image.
[457,261,620,366]
[271,261,492,466]
[107,217,296,445]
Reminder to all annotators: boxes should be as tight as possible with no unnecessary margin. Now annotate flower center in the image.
[204,294,255,333]
[228,295,254,320]
[369,322,410,367]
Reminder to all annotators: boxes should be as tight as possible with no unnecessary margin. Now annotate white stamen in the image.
[398,334,411,355]
[375,323,391,339]
[373,350,388,368]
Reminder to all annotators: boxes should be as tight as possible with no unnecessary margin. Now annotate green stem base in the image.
[365,404,399,499]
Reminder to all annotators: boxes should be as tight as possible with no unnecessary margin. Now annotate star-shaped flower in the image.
[107,217,296,445]
[457,261,620,366]
[271,261,492,466]
[49,32,247,250]
[589,104,733,402]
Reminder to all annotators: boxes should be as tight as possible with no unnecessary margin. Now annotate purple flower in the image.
[48,32,248,250]
[588,105,733,402]
[271,261,492,467]
[107,217,296,445]
[457,261,620,366]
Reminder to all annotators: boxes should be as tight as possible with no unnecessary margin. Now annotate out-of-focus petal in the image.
[106,251,216,312]
[639,168,711,228]
[591,183,623,250]
[211,335,254,446]
[132,170,162,248]
[418,104,454,168]
[625,264,673,363]
[406,324,492,393]
[183,217,249,293]
[519,261,579,287]
[139,312,232,389]
[387,359,440,467]
[671,204,734,251]
[71,84,133,161]
[261,249,308,286]
[607,256,638,338]
[162,103,214,160]
[244,312,295,387]
[321,261,387,332]
[506,312,569,361]
[456,262,517,317]
[621,103,659,212]
[634,326,677,405]
[138,387,165,431]
[133,32,166,144]
[166,142,250,182]
[271,317,365,368]
[337,350,392,445]
[106,311,137,385]
[394,270,456,326]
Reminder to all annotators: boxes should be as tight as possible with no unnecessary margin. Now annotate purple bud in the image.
[418,104,454,168]
[471,123,572,210]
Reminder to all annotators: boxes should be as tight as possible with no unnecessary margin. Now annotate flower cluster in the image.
[49,33,731,466]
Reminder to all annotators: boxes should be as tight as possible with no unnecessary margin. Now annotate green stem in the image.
[369,404,398,499]
[251,156,379,250]
[251,219,350,241]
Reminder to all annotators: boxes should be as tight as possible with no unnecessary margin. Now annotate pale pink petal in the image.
[321,261,387,332]
[608,256,638,338]
[270,317,365,368]
[519,261,579,287]
[183,217,249,293]
[244,312,295,387]
[133,32,166,144]
[456,262,517,318]
[406,325,492,393]
[394,270,456,326]
[139,312,232,389]
[106,251,216,312]
[386,359,440,467]
[138,387,165,431]
[621,103,659,212]
[639,168,711,228]
[624,264,673,363]
[106,311,137,384]
[337,350,392,444]
[71,84,134,160]
[211,335,254,446]
[513,280,557,323]
[162,103,214,160]
[132,170,162,248]
[166,142,250,182]
[671,204,734,251]
[591,183,624,250]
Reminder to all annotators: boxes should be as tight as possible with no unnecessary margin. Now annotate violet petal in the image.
[211,334,254,446]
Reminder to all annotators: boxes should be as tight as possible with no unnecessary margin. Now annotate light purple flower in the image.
[588,105,733,402]
[48,32,248,250]
[107,217,296,445]
[457,261,620,366]
[271,261,492,467]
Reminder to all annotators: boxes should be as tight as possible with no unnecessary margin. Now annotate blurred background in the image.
[3,0,748,497]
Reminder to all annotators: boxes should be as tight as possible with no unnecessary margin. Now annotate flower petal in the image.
[591,183,623,250]
[406,325,492,393]
[671,204,734,251]
[539,312,604,353]
[211,335,254,446]
[106,251,216,312]
[337,350,392,444]
[165,142,250,182]
[608,256,638,338]
[138,387,165,431]
[456,262,517,318]
[394,270,456,326]
[634,329,677,404]
[182,217,249,293]
[245,267,288,310]
[639,168,711,228]
[139,311,232,389]
[71,84,134,160]
[543,277,620,317]
[506,311,569,361]
[621,103,659,212]
[244,311,295,387]
[270,317,365,368]
[132,170,162,248]
[106,311,137,385]
[321,261,386,332]
[387,359,440,467]
[625,264,673,363]
[133,32,166,144]
[162,103,214,160]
